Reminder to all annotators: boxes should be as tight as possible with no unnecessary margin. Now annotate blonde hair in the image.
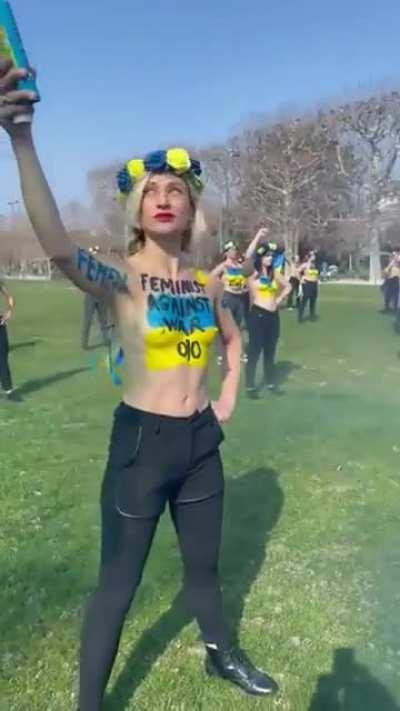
[124,173,207,256]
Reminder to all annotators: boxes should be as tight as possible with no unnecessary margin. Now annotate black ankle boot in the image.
[205,646,279,696]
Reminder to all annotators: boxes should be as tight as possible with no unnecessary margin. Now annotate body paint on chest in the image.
[140,272,218,369]
[225,266,246,289]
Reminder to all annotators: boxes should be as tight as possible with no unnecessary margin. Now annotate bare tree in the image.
[332,92,400,282]
[198,141,243,248]
[229,116,347,258]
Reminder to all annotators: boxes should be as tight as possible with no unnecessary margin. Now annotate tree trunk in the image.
[293,226,299,259]
[368,225,382,284]
[282,193,293,260]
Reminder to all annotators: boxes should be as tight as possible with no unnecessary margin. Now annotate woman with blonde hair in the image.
[0,59,278,709]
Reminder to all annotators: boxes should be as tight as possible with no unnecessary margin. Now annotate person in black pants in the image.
[298,253,319,322]
[286,255,301,310]
[211,241,247,329]
[0,280,16,400]
[3,67,279,710]
[243,242,291,397]
[382,253,400,313]
[212,242,249,363]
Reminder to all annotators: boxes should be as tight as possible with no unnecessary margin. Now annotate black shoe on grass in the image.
[205,647,279,697]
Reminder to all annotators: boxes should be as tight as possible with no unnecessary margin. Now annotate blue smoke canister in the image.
[0,1,40,123]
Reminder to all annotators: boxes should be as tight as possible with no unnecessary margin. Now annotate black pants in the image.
[241,291,251,332]
[79,403,229,710]
[298,282,318,321]
[287,277,300,308]
[395,309,400,333]
[384,277,399,312]
[0,322,13,392]
[222,291,244,329]
[245,306,280,389]
[81,294,109,349]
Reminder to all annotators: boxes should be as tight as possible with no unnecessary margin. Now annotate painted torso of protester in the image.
[243,229,291,312]
[113,251,222,413]
[212,242,248,295]
[211,242,249,331]
[299,251,320,284]
[62,215,231,417]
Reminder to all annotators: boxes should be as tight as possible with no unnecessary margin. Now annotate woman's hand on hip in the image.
[212,395,235,424]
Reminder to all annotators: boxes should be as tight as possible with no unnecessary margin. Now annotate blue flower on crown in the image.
[117,167,133,195]
[144,150,168,172]
[191,159,202,176]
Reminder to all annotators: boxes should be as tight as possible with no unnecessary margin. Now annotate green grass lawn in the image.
[1,282,400,711]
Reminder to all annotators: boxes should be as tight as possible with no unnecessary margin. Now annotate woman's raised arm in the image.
[0,59,129,300]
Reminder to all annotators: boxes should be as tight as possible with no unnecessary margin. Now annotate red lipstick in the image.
[154,212,174,222]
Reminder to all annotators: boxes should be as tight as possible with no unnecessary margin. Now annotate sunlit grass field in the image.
[1,281,399,710]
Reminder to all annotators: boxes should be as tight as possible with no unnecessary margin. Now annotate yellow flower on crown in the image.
[166,148,192,174]
[127,159,146,181]
[117,149,203,197]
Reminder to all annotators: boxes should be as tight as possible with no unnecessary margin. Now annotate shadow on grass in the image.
[106,467,284,710]
[10,339,42,352]
[0,555,91,653]
[17,368,89,397]
[309,648,400,711]
[273,360,301,388]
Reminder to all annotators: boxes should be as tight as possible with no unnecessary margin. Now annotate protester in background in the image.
[243,232,291,397]
[0,59,279,706]
[212,241,249,363]
[382,252,400,314]
[286,254,301,310]
[0,280,18,401]
[81,246,110,350]
[298,251,320,322]
[212,241,248,330]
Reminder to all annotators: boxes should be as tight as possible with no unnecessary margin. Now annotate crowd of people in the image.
[210,235,320,397]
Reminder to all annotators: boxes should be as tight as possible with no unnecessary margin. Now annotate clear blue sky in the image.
[1,0,399,214]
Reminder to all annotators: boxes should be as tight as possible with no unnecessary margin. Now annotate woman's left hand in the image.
[212,396,235,424]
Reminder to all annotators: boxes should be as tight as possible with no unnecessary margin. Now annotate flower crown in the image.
[255,242,285,272]
[223,240,239,252]
[117,148,203,198]
[256,241,278,256]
